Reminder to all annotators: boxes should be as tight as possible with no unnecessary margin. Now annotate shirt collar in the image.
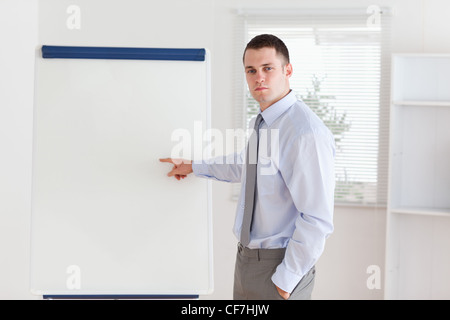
[260,90,297,127]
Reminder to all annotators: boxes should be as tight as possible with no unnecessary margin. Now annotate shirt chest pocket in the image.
[257,155,278,195]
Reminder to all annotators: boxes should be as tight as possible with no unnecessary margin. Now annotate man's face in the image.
[244,47,293,111]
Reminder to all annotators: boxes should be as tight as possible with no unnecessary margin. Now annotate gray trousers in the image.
[233,243,315,300]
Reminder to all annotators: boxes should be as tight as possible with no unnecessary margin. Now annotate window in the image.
[235,8,392,206]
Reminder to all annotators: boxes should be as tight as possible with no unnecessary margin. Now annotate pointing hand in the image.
[159,158,193,181]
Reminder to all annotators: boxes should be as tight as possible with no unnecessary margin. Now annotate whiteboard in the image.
[30,46,212,297]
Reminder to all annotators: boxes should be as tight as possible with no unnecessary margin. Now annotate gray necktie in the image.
[240,113,263,247]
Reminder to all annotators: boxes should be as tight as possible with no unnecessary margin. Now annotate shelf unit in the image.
[385,54,450,299]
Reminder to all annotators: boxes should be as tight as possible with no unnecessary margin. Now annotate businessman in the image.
[160,34,335,300]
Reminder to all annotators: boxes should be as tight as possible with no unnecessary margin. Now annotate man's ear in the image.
[284,63,293,78]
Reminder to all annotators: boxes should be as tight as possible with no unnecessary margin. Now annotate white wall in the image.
[1,0,450,300]
[0,0,37,299]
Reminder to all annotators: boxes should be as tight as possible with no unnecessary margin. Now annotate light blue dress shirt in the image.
[192,90,335,293]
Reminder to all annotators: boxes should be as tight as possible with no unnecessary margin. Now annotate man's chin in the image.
[251,93,270,105]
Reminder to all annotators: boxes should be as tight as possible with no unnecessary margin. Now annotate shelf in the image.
[392,100,450,107]
[393,53,450,58]
[386,55,450,300]
[390,207,450,217]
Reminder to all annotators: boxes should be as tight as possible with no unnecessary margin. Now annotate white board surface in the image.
[30,46,212,296]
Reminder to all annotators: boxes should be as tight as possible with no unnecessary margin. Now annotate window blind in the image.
[233,9,391,206]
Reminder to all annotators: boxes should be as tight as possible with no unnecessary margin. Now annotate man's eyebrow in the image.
[245,63,274,69]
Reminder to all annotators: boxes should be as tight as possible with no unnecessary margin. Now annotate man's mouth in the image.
[255,87,268,91]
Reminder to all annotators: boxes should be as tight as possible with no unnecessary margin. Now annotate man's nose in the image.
[256,71,265,84]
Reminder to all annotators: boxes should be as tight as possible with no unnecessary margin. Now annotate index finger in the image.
[159,158,174,164]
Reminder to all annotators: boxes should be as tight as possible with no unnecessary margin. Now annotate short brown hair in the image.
[243,34,290,65]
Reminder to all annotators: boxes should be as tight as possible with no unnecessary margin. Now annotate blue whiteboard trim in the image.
[43,294,199,300]
[41,45,206,61]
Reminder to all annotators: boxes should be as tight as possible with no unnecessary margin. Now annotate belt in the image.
[237,242,286,260]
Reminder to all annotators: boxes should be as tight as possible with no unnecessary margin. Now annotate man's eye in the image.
[265,67,273,71]
[247,70,256,74]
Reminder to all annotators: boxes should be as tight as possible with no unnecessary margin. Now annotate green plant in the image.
[298,75,351,149]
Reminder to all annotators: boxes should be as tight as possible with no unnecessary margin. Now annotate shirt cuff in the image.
[192,162,210,177]
[271,262,304,294]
